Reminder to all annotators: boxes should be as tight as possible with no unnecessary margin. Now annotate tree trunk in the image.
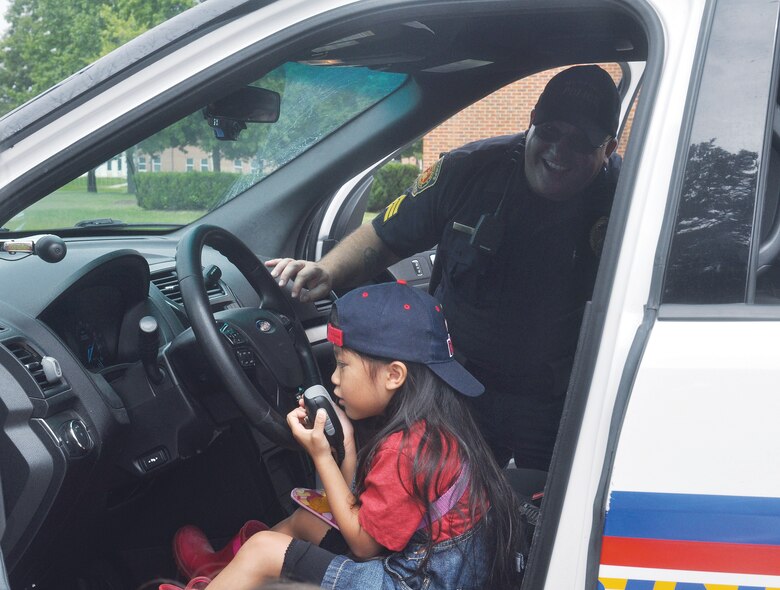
[125,149,137,194]
[211,146,221,172]
[87,169,97,192]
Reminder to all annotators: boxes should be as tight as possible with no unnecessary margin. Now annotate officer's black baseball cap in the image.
[534,65,620,147]
[327,281,484,397]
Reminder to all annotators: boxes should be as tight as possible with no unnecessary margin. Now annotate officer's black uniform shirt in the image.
[373,133,617,379]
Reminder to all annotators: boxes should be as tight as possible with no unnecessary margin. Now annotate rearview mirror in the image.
[203,86,281,140]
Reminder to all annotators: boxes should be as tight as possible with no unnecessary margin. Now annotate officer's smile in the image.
[541,157,570,173]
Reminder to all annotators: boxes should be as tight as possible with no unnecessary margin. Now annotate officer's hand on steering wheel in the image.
[265,258,332,303]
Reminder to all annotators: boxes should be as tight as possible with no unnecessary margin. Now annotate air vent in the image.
[5,341,66,397]
[314,297,334,315]
[150,269,226,306]
[150,269,183,304]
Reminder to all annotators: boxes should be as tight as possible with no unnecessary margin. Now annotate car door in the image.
[576,0,780,588]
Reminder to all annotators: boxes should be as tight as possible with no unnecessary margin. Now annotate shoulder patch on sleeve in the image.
[411,157,444,196]
[383,194,407,223]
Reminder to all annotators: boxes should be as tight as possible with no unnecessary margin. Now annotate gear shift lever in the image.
[139,316,165,384]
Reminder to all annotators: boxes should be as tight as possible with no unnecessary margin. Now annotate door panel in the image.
[598,321,780,587]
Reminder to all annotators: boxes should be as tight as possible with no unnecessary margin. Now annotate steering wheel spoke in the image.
[174,225,326,450]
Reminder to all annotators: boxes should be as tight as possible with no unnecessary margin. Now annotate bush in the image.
[367,162,420,212]
[135,172,240,210]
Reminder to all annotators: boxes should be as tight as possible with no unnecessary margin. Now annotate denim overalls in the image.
[320,524,488,590]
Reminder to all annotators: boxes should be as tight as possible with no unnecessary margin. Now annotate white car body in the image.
[2,0,779,588]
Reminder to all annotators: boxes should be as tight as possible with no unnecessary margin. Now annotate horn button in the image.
[214,309,302,388]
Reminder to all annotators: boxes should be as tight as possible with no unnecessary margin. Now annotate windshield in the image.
[3,62,406,233]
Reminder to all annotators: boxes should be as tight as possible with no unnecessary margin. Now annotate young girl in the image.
[190,282,526,589]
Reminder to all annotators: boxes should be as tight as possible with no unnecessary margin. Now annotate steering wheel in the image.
[175,224,329,451]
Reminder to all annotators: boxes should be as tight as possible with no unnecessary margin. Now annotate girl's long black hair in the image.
[332,311,527,588]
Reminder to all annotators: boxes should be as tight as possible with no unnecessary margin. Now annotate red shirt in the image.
[357,423,479,551]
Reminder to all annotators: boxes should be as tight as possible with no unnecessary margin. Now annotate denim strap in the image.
[416,463,471,531]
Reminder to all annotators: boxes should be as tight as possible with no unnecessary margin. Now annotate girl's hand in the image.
[330,399,356,454]
[287,406,334,462]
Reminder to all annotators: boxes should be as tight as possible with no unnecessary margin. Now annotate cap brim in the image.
[428,359,485,397]
[534,107,612,147]
[567,115,612,147]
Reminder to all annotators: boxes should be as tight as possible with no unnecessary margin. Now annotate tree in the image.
[0,0,105,115]
[98,0,194,55]
[99,0,196,191]
[664,139,758,303]
[0,0,196,190]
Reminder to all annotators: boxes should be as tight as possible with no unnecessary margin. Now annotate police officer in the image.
[267,65,620,471]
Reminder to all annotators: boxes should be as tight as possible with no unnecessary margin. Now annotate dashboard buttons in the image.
[60,419,92,457]
[218,322,246,345]
[236,348,256,368]
[139,448,168,472]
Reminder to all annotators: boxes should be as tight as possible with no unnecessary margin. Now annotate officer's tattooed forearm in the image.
[362,247,381,276]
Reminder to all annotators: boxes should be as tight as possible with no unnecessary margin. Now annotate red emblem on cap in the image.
[397,279,407,285]
[447,335,454,357]
[404,304,411,310]
[327,324,343,347]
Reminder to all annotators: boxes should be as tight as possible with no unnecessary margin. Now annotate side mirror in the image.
[203,86,281,141]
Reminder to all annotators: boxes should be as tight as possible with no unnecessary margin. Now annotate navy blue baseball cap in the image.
[327,282,484,397]
[534,65,620,147]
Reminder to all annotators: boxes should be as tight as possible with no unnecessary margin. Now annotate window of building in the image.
[152,155,161,172]
[106,160,112,171]
[234,159,243,172]
[186,158,194,172]
[138,156,147,172]
[117,158,122,171]
[201,158,209,172]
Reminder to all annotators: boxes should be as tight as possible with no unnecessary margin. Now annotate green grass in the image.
[60,177,129,193]
[5,190,204,232]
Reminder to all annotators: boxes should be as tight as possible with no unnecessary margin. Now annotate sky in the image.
[0,0,7,34]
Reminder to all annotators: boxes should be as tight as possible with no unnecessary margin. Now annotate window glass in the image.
[361,63,629,226]
[662,0,780,304]
[4,62,406,232]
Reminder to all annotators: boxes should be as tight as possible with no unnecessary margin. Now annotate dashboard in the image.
[0,235,333,587]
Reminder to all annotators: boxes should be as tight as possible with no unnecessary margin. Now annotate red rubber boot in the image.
[158,576,211,590]
[172,520,268,579]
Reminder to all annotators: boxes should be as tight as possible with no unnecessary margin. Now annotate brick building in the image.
[422,63,635,169]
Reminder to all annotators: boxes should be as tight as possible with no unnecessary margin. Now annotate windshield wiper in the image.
[75,218,127,228]
[74,218,183,230]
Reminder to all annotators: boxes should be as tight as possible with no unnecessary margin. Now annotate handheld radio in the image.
[302,385,345,466]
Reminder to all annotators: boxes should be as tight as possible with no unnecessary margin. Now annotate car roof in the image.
[1,1,647,148]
